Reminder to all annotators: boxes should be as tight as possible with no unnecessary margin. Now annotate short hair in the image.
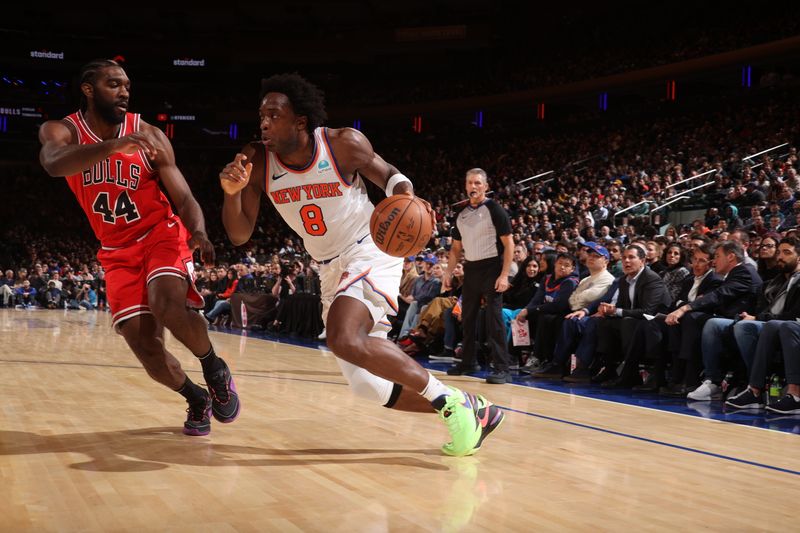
[78,59,121,112]
[624,244,646,260]
[260,73,327,133]
[731,229,750,244]
[693,243,714,259]
[779,236,800,255]
[713,240,745,263]
[465,168,488,183]
[556,252,576,267]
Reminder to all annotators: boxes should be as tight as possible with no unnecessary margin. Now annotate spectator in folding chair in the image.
[405,263,463,355]
[514,252,579,365]
[389,256,419,340]
[612,243,722,393]
[592,245,671,388]
[724,237,800,409]
[531,242,615,376]
[0,269,16,308]
[397,255,441,343]
[662,241,762,400]
[532,277,620,380]
[204,268,239,325]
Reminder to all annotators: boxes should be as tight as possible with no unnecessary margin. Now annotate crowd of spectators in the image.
[2,43,799,413]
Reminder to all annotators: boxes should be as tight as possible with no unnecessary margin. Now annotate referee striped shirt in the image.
[452,199,512,262]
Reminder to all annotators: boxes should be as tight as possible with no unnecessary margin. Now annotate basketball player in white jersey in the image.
[219,74,503,456]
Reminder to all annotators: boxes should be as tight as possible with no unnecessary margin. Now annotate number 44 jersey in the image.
[63,110,175,248]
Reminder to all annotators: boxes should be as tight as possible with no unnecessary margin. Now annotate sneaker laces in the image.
[186,398,208,422]
[205,369,231,404]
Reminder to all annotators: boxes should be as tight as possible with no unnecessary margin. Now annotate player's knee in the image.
[326,329,367,360]
[148,294,183,324]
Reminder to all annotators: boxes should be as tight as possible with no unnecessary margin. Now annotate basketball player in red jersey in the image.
[38,59,240,436]
[219,74,504,456]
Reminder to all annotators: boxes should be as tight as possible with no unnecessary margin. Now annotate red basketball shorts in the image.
[97,216,204,330]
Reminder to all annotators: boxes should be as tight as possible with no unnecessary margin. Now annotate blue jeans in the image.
[442,307,459,351]
[206,299,231,320]
[399,301,419,338]
[700,318,735,382]
[740,320,783,388]
[732,320,765,376]
[552,316,596,367]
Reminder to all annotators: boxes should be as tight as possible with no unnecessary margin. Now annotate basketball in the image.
[370,195,433,257]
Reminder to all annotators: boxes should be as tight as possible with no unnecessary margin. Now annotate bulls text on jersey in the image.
[82,158,141,190]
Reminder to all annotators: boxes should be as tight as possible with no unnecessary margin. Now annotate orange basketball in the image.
[370,195,433,257]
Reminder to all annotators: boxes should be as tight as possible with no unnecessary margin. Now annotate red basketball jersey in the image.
[63,111,174,248]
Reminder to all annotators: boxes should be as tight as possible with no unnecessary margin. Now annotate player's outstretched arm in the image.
[220,144,262,246]
[38,120,157,177]
[144,123,215,265]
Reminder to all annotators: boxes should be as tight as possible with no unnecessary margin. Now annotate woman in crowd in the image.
[659,243,690,304]
[503,256,542,311]
[757,232,782,282]
[645,240,665,275]
[204,268,239,325]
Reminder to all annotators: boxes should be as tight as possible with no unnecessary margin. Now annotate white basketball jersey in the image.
[264,127,374,261]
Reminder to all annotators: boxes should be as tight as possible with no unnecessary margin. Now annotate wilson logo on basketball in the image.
[374,207,401,245]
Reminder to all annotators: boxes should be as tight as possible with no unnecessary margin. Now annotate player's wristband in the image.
[385,173,412,197]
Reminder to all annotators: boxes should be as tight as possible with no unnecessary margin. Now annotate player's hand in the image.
[188,230,215,266]
[402,190,437,237]
[495,275,509,293]
[220,153,253,195]
[113,131,158,159]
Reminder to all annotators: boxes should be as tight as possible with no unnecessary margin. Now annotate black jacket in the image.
[688,263,763,318]
[616,267,671,319]
[673,271,724,310]
[754,272,800,322]
[587,268,670,319]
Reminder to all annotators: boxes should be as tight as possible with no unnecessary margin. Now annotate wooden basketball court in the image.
[1,309,797,531]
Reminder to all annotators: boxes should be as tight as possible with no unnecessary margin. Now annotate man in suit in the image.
[611,243,722,392]
[592,244,671,387]
[663,241,762,399]
[535,245,668,382]
[724,237,800,408]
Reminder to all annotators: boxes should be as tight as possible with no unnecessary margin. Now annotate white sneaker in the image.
[687,380,722,401]
[317,328,326,340]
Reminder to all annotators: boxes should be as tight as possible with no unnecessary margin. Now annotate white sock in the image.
[421,373,452,402]
[791,394,800,402]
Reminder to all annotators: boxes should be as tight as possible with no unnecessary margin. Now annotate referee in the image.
[443,168,514,384]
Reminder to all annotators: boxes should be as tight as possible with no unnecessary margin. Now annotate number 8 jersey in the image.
[263,127,374,262]
[63,110,174,248]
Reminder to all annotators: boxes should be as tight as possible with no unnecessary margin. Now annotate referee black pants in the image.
[462,258,511,371]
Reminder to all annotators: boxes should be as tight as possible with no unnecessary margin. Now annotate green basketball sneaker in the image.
[466,392,505,452]
[435,388,482,457]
